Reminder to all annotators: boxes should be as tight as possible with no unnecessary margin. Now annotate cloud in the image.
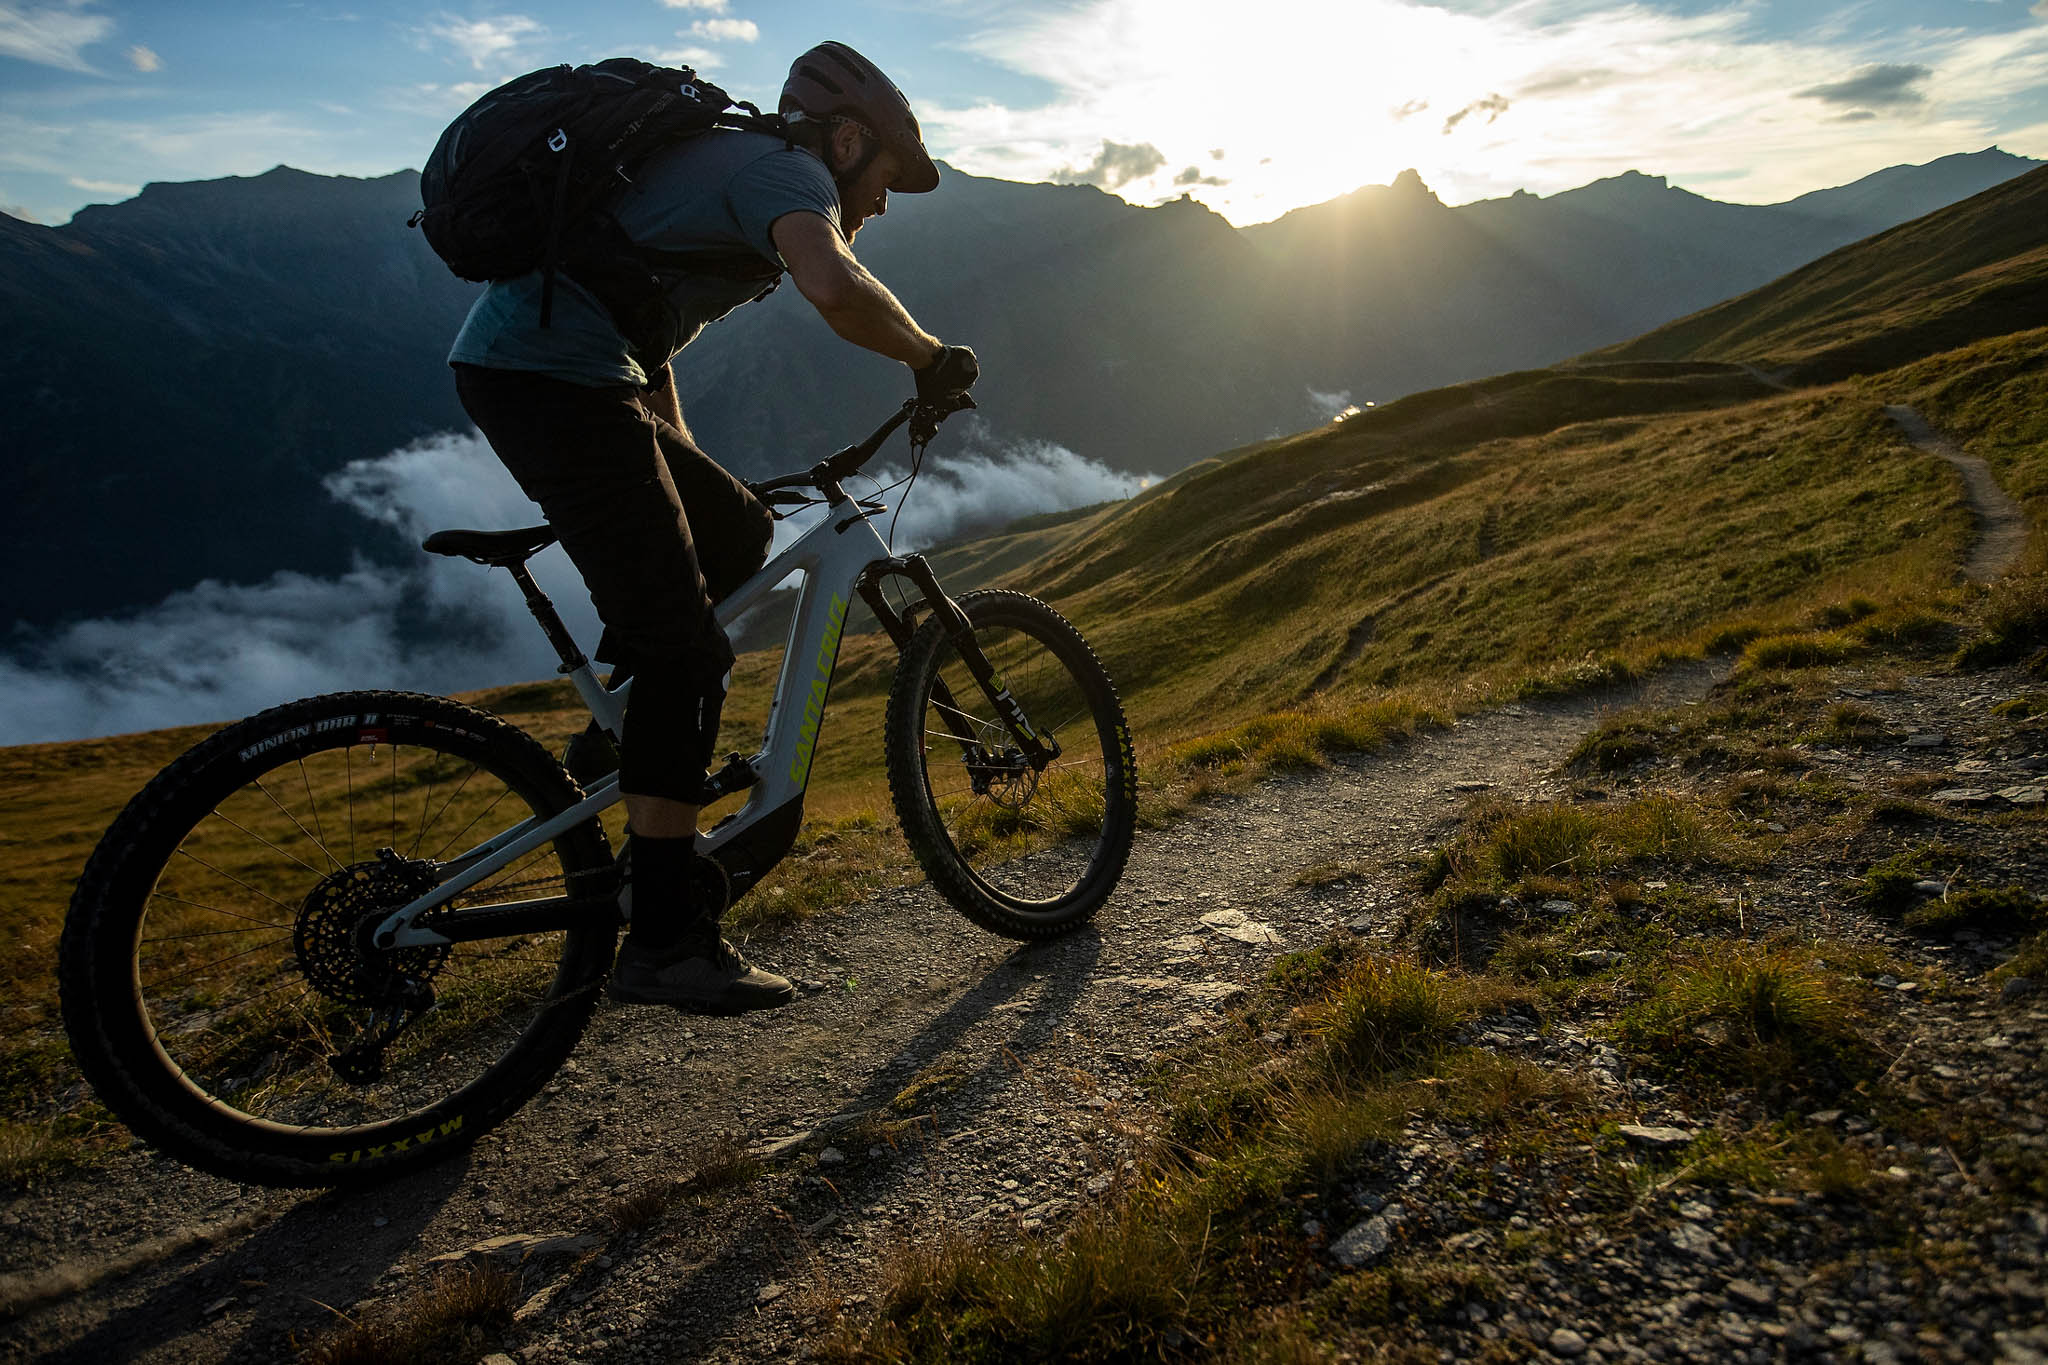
[2036,1,2047,17]
[655,45,723,70]
[1174,164,1228,186]
[772,432,1148,558]
[0,433,574,747]
[934,0,2048,221]
[428,14,544,70]
[1796,63,1930,109]
[66,174,137,195]
[1392,98,1429,119]
[661,0,728,8]
[1442,93,1509,134]
[0,0,112,73]
[0,429,1150,745]
[125,42,157,72]
[1053,138,1165,189]
[2,202,37,222]
[688,18,757,42]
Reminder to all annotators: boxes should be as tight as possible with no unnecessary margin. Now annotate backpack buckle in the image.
[547,127,568,153]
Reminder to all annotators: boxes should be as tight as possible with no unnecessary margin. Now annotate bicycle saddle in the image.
[421,525,559,567]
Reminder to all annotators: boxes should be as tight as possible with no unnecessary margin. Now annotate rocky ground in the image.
[0,667,1707,1363]
[0,652,2042,1364]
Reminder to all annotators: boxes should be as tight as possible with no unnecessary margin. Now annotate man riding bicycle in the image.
[448,41,979,1015]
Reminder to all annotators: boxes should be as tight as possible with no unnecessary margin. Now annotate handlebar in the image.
[750,391,976,506]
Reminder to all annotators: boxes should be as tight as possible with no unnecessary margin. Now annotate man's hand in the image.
[916,344,979,404]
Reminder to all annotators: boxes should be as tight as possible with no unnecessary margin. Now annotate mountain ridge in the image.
[1,146,2038,630]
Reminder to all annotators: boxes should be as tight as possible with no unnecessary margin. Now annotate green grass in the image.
[1617,945,1876,1096]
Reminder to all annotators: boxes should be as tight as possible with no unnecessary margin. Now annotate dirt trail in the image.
[0,665,1723,1363]
[1885,403,2029,582]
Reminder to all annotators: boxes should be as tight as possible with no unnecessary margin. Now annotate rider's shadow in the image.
[39,1155,469,1365]
[588,926,1105,1360]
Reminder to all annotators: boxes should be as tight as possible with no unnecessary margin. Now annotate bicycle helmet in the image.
[780,41,939,193]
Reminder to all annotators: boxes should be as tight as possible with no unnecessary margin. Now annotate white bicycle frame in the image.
[370,494,904,952]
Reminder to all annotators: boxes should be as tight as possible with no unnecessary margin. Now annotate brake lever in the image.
[909,391,977,447]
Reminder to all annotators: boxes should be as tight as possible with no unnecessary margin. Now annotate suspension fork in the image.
[857,556,1059,770]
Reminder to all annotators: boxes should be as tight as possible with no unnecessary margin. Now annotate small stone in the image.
[1199,908,1282,945]
[2002,977,2036,1002]
[756,1282,785,1304]
[1084,1173,1113,1195]
[202,1296,235,1317]
[1182,981,1248,1007]
[818,1146,846,1166]
[1998,785,2047,806]
[427,1232,599,1268]
[1572,949,1626,972]
[1876,974,1900,989]
[1329,1209,1401,1267]
[1808,1109,1844,1125]
[1549,1327,1588,1356]
[1618,1124,1694,1148]
[1726,1278,1774,1308]
[1904,733,1947,748]
[1930,788,1993,805]
[1912,880,1947,896]
[480,1356,519,1365]
[1539,899,1578,916]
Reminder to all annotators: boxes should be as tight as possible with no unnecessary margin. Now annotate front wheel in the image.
[59,690,616,1187]
[885,590,1137,938]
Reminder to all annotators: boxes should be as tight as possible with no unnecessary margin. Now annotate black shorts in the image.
[453,363,773,684]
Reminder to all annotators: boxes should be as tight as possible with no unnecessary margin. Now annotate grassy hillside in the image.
[1582,164,2048,383]
[3,171,2045,1181]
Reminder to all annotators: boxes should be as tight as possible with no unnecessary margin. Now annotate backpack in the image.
[409,58,788,368]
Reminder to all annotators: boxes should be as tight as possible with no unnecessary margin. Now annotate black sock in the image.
[627,833,696,951]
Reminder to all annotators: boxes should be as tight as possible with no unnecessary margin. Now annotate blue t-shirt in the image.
[448,130,840,387]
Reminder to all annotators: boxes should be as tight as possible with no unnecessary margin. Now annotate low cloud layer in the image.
[2,431,1146,746]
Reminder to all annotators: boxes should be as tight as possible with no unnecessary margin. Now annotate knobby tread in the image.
[59,690,615,1188]
[883,591,1138,940]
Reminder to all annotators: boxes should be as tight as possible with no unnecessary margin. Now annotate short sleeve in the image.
[724,149,842,260]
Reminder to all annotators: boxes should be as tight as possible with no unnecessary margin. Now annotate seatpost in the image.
[505,563,588,673]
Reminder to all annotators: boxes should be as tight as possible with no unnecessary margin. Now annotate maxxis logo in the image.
[328,1114,464,1165]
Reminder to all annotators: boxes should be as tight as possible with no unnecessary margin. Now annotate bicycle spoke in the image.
[256,776,341,872]
[205,806,328,880]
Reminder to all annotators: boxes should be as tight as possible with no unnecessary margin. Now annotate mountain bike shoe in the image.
[607,937,796,1014]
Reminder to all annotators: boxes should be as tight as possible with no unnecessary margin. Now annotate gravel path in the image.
[0,666,1722,1363]
[1884,404,2028,583]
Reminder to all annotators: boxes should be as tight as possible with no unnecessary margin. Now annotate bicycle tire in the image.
[884,590,1137,938]
[59,690,616,1187]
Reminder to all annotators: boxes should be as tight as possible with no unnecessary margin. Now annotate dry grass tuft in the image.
[299,1265,522,1365]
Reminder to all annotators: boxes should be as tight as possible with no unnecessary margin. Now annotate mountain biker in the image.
[447,40,979,1015]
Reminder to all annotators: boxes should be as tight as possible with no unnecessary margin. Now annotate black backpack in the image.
[410,58,788,366]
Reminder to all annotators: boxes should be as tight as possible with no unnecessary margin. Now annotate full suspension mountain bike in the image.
[59,395,1137,1187]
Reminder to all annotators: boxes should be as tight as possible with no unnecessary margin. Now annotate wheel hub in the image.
[295,850,450,1007]
[966,720,1039,808]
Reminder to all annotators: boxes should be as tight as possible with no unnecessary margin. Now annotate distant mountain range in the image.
[0,146,2038,629]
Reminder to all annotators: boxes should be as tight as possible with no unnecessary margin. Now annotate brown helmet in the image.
[780,41,939,194]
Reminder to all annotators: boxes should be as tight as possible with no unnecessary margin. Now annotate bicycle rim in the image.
[110,700,611,1155]
[910,604,1127,913]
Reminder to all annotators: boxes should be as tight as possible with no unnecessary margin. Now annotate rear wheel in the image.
[59,690,615,1187]
[885,591,1137,938]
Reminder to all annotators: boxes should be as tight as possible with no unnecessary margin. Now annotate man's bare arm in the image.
[770,211,942,368]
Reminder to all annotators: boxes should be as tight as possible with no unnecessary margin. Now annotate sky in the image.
[3,0,2046,228]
